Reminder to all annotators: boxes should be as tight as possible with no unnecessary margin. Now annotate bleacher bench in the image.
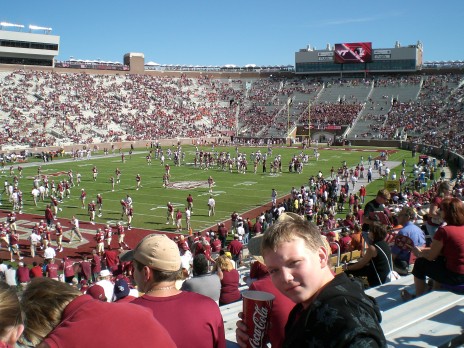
[381,291,464,347]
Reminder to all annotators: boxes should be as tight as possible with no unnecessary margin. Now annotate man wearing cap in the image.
[122,234,225,348]
[17,261,31,289]
[391,207,426,274]
[113,278,137,303]
[362,189,391,232]
[86,284,107,302]
[96,269,114,302]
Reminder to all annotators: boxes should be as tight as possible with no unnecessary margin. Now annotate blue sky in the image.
[2,0,463,66]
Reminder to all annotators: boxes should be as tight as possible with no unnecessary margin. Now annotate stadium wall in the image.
[2,137,226,154]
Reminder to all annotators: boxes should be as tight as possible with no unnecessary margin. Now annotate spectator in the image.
[363,189,391,232]
[63,257,76,284]
[181,254,221,304]
[350,223,364,251]
[121,234,225,348]
[5,264,17,287]
[86,284,107,302]
[236,217,386,347]
[17,261,30,288]
[30,261,43,279]
[95,269,114,302]
[0,281,24,346]
[345,224,392,287]
[91,249,102,282]
[245,234,295,348]
[113,278,136,303]
[0,260,7,278]
[227,234,243,265]
[391,207,426,275]
[214,255,241,306]
[217,223,227,248]
[179,241,193,279]
[424,181,452,238]
[45,259,59,280]
[19,278,176,348]
[403,197,464,299]
[43,244,56,262]
[338,227,353,253]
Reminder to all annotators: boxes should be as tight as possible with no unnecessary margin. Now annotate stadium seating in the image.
[0,70,463,155]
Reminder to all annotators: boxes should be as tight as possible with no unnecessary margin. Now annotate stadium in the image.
[0,24,463,347]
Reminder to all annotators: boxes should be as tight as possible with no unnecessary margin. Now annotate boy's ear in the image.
[318,245,329,268]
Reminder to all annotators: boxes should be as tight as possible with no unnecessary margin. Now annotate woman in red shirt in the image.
[215,255,241,306]
[404,197,464,299]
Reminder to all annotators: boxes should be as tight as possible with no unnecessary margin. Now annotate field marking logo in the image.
[197,191,225,197]
[106,220,127,226]
[27,171,68,179]
[166,181,209,190]
[233,181,257,187]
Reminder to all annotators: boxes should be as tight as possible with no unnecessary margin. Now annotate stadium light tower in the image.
[308,98,311,144]
[287,97,292,139]
[29,25,52,34]
[0,22,25,30]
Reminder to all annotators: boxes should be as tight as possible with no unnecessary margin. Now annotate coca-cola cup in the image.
[242,290,275,348]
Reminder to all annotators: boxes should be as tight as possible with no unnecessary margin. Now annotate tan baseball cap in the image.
[120,234,181,272]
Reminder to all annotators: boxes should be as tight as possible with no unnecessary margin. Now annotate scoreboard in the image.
[334,42,372,64]
[295,41,422,75]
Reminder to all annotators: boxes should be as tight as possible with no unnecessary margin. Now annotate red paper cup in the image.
[242,290,275,348]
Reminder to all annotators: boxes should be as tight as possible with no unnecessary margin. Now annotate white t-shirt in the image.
[180,250,193,274]
[96,279,115,303]
[43,247,56,260]
[5,268,17,286]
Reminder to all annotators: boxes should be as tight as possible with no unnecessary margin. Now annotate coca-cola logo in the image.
[248,304,269,348]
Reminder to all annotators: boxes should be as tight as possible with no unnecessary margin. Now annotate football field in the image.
[2,144,412,233]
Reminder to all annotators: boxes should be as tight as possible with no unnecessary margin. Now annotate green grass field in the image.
[2,145,415,232]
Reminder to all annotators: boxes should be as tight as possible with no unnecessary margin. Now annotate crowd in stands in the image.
[1,70,463,155]
[370,74,464,154]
